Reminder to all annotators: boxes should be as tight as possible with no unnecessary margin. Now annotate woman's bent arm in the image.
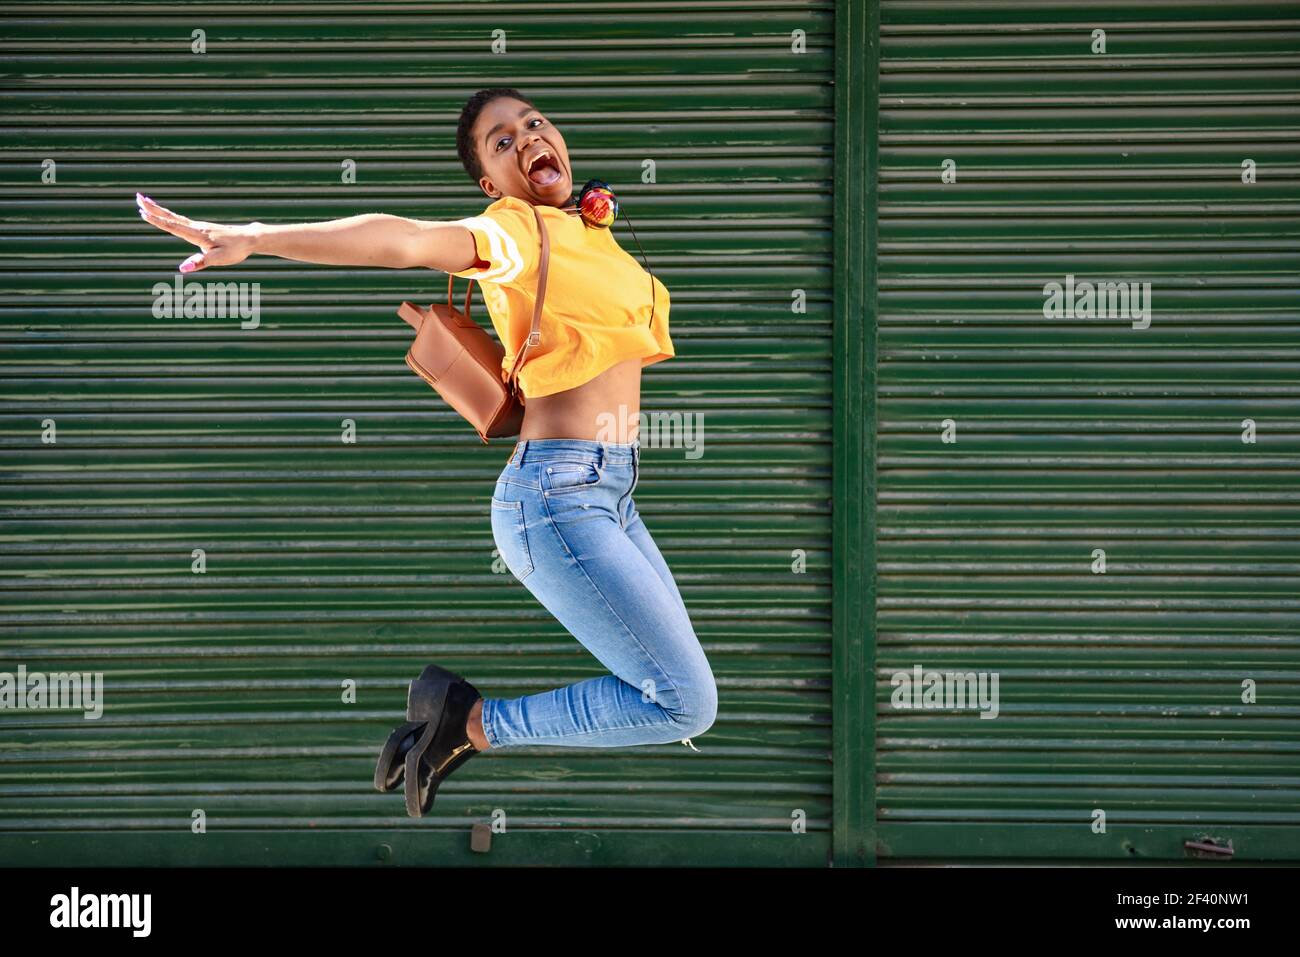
[249,214,480,272]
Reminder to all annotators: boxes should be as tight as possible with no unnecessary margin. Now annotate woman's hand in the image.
[136,193,260,273]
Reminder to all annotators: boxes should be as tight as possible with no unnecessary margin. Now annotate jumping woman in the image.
[136,87,718,818]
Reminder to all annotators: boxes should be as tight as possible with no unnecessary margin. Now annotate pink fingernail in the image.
[179,262,193,273]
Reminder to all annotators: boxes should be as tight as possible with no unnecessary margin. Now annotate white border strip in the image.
[453,215,528,284]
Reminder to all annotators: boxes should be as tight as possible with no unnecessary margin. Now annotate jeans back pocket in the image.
[491,497,534,582]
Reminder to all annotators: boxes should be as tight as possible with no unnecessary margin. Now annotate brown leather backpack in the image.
[397,202,551,444]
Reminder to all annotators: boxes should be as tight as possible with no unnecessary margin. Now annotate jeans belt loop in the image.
[513,439,527,469]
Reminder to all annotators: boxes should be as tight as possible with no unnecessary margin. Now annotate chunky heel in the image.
[407,664,460,720]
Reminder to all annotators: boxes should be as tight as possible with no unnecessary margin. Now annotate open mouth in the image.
[525,149,564,187]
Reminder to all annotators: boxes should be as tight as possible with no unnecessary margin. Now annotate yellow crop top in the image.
[440,195,673,399]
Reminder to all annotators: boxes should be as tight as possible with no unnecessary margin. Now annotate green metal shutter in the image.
[0,1,835,866]
[874,1,1300,861]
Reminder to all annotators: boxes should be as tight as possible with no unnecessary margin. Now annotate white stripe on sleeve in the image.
[453,215,528,284]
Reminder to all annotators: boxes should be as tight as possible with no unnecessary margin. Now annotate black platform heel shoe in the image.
[373,664,462,793]
[403,666,482,818]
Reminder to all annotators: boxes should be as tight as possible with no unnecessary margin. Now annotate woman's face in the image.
[472,97,572,206]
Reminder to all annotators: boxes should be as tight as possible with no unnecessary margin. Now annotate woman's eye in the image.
[496,118,544,151]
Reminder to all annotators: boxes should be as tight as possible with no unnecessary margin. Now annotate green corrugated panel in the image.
[874,0,1300,861]
[0,1,835,866]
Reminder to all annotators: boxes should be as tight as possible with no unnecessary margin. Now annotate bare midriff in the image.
[518,356,643,443]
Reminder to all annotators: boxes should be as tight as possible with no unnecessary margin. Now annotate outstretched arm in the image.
[135,193,480,274]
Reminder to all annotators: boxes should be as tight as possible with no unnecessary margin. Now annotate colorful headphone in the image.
[560,180,657,335]
[563,178,619,228]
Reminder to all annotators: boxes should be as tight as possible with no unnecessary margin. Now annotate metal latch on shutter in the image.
[1184,837,1234,859]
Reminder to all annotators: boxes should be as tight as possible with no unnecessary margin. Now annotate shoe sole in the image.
[404,678,453,818]
[373,719,425,793]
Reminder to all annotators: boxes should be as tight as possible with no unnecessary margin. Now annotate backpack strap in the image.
[446,270,474,318]
[502,203,550,391]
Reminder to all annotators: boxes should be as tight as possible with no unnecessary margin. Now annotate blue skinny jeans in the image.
[482,438,718,750]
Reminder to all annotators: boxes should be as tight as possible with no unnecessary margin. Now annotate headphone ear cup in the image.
[578,180,618,229]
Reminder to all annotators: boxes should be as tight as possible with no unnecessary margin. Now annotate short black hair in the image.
[456,87,535,186]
